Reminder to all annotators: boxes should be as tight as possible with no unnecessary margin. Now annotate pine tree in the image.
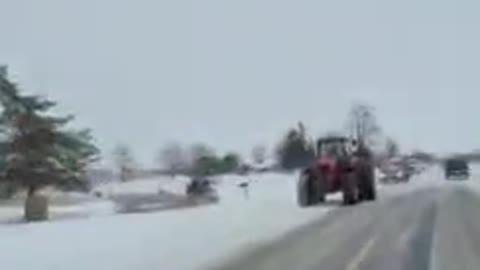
[0,67,98,220]
[276,123,315,170]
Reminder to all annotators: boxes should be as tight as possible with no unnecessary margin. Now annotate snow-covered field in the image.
[94,175,190,197]
[0,172,331,270]
[0,168,446,270]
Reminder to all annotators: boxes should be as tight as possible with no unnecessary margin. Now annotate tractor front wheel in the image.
[297,171,325,207]
[297,171,313,207]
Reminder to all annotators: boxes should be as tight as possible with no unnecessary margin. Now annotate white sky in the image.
[1,0,480,166]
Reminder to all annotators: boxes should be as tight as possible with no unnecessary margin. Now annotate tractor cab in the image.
[314,136,357,177]
[316,137,352,158]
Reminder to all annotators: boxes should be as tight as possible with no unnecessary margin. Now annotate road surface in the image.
[213,183,480,270]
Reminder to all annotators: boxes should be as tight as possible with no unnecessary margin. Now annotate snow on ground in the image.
[424,162,480,203]
[377,165,444,196]
[0,168,444,270]
[0,175,193,221]
[468,162,480,179]
[0,201,115,223]
[94,175,190,197]
[0,188,116,223]
[461,162,480,193]
[0,172,331,270]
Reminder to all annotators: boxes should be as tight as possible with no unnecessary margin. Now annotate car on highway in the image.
[444,158,470,180]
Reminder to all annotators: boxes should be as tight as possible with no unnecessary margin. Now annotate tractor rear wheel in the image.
[311,171,326,203]
[364,171,376,201]
[342,173,358,205]
[357,161,376,201]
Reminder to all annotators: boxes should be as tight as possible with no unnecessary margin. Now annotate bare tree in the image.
[189,143,218,176]
[157,142,187,177]
[189,143,215,163]
[112,144,136,182]
[385,137,400,158]
[347,103,381,147]
[251,145,267,165]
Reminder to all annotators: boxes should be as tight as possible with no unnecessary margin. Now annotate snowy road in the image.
[213,182,480,270]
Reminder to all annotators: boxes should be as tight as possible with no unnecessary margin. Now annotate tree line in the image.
[113,102,401,179]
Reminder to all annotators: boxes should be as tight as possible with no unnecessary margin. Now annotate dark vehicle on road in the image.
[444,158,470,180]
[186,177,219,203]
[297,136,376,206]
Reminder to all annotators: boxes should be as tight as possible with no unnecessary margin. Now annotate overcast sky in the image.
[1,0,479,166]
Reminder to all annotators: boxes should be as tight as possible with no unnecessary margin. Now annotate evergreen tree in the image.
[276,122,315,170]
[0,66,98,219]
[190,149,242,176]
[219,152,241,174]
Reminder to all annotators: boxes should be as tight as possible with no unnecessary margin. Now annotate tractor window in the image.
[320,142,346,157]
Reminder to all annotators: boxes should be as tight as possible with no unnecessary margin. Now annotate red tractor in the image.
[297,136,376,207]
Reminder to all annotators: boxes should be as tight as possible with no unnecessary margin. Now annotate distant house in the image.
[242,158,277,173]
